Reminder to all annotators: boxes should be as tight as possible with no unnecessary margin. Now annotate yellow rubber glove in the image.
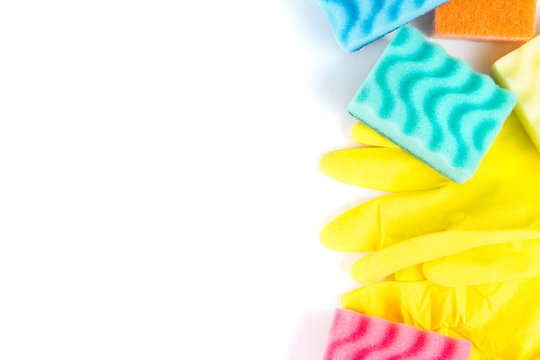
[341,277,540,360]
[320,113,540,286]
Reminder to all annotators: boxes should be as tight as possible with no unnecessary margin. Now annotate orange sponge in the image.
[434,0,536,42]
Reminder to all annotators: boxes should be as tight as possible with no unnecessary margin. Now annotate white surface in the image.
[0,1,538,359]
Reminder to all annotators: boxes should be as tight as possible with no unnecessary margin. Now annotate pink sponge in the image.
[324,309,472,360]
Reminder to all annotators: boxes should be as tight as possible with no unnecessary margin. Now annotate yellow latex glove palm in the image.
[320,113,540,286]
[341,276,540,360]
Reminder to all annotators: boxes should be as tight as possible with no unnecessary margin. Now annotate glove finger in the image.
[423,240,540,287]
[351,230,540,283]
[394,264,426,282]
[320,148,448,192]
[351,122,399,148]
[321,188,454,252]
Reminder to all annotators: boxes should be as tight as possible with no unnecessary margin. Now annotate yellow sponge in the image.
[434,0,536,42]
[492,36,540,150]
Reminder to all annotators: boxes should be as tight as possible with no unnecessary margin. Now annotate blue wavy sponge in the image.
[347,27,517,184]
[318,0,450,52]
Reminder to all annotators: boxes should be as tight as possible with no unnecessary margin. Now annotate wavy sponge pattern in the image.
[347,27,517,184]
[324,309,472,360]
[434,0,536,42]
[492,36,540,151]
[318,0,450,52]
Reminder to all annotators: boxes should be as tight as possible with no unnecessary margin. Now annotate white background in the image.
[0,1,538,359]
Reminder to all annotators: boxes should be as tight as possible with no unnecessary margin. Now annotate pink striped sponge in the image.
[324,309,472,360]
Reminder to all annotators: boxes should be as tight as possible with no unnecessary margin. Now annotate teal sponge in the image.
[348,27,517,184]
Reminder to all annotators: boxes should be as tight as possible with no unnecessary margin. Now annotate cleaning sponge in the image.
[492,36,540,150]
[434,0,536,42]
[324,309,472,360]
[318,0,450,52]
[347,26,517,183]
